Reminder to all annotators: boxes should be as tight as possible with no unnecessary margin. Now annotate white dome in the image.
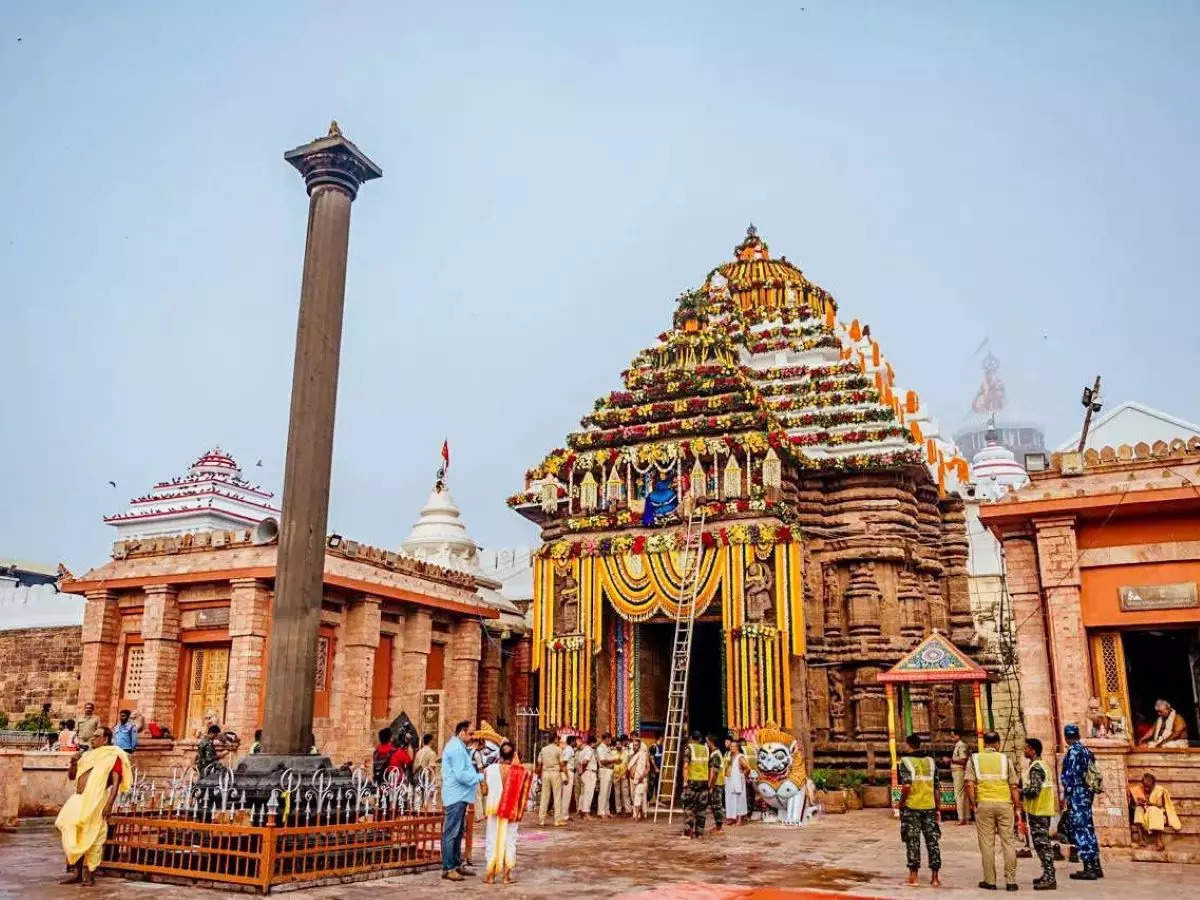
[401,484,480,572]
[969,429,1028,500]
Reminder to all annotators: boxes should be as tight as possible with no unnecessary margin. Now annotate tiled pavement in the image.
[4,810,1198,899]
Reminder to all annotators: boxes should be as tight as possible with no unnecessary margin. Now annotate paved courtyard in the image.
[3,810,1198,899]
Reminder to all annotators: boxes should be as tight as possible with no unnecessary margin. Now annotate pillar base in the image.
[198,753,354,813]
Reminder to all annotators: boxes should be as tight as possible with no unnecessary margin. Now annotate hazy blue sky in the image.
[2,2,1198,573]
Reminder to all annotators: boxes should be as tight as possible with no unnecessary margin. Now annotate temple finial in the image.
[746,222,757,238]
[328,120,342,138]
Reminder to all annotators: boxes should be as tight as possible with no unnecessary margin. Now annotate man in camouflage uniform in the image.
[681,731,711,837]
[705,734,725,830]
[1021,737,1057,890]
[898,733,942,887]
[1061,723,1103,880]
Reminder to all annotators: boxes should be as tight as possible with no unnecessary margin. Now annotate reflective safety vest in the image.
[1023,759,1057,817]
[901,756,935,810]
[686,743,709,782]
[972,750,1011,805]
[714,751,726,787]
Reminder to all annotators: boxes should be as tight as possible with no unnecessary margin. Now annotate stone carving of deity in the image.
[1105,696,1127,740]
[822,564,843,636]
[828,669,848,736]
[1087,696,1107,738]
[554,563,580,635]
[640,473,679,526]
[744,553,775,622]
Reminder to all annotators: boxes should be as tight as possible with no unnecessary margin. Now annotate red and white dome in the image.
[969,427,1028,500]
[104,446,279,540]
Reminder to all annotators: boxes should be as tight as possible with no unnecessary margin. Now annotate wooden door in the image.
[372,634,394,719]
[426,643,445,690]
[185,646,230,738]
[1089,631,1131,736]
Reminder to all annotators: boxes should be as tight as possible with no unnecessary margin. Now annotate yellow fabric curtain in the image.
[597,547,725,621]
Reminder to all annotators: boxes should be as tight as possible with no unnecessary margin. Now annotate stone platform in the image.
[5,810,1199,899]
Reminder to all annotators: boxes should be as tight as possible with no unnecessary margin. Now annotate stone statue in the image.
[828,669,847,735]
[1087,696,1107,738]
[749,722,811,825]
[554,563,580,635]
[1105,696,1127,740]
[744,555,775,622]
[822,564,843,634]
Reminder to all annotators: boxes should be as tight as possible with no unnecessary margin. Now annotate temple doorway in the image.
[638,620,725,737]
[1123,626,1200,743]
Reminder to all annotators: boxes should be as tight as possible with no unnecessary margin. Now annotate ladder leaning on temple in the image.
[653,506,707,824]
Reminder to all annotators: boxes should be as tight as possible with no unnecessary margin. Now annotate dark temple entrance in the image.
[638,619,725,737]
[1123,626,1200,743]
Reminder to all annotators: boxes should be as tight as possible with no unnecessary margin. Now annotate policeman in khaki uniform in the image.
[536,735,565,826]
[577,735,598,819]
[897,733,941,887]
[1021,737,1057,890]
[967,731,1022,891]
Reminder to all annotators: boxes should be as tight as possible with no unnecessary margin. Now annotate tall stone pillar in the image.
[80,590,122,720]
[477,634,503,725]
[225,578,272,741]
[260,125,381,756]
[398,610,433,718]
[446,620,482,736]
[139,585,181,726]
[331,596,380,763]
[941,497,974,644]
[510,636,532,712]
[1033,517,1089,742]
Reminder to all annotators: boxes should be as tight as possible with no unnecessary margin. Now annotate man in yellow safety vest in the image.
[966,730,1021,891]
[898,733,942,887]
[1021,737,1057,890]
[682,731,712,837]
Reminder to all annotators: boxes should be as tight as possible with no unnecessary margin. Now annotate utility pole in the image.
[1077,376,1103,452]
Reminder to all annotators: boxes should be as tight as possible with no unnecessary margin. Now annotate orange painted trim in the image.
[978,486,1200,528]
[325,574,498,619]
[61,567,276,595]
[62,567,496,619]
[124,634,144,646]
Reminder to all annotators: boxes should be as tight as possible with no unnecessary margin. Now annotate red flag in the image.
[441,439,450,473]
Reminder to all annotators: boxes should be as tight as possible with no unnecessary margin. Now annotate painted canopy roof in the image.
[878,631,990,683]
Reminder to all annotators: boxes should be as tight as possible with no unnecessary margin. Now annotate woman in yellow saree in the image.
[55,726,132,886]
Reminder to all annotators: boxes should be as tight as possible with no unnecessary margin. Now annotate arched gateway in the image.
[509,228,980,770]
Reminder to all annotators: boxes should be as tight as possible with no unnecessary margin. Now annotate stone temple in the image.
[509,227,979,771]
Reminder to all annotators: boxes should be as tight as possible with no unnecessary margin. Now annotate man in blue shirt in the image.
[441,720,483,881]
[113,709,138,754]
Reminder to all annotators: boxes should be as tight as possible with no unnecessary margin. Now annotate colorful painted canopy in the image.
[878,630,990,684]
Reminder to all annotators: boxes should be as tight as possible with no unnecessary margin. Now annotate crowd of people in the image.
[44,701,1190,891]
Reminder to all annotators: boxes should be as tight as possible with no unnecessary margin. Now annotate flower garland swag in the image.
[532,534,807,732]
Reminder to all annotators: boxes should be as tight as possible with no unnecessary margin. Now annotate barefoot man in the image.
[55,726,132,886]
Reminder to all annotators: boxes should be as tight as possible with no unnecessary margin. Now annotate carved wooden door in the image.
[1089,631,1131,738]
[185,646,230,738]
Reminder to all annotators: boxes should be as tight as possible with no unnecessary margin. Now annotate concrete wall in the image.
[0,625,82,722]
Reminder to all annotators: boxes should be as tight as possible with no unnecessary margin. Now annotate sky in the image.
[2,2,1198,576]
